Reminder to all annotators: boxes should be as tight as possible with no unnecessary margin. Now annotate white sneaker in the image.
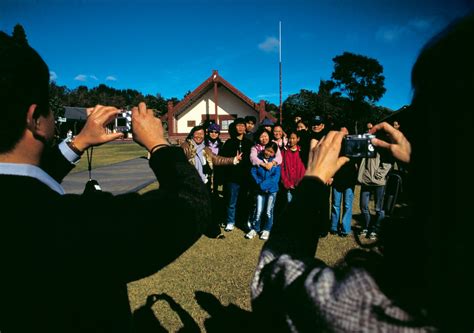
[245,229,257,239]
[260,230,270,240]
[224,224,234,232]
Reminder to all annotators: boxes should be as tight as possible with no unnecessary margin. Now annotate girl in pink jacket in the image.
[281,130,306,203]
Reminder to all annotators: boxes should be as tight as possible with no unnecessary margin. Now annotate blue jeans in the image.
[331,186,354,234]
[359,185,385,233]
[225,182,241,226]
[249,192,277,232]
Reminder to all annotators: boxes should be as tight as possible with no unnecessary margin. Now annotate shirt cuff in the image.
[58,140,81,164]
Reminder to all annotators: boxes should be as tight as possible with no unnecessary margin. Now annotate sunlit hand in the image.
[73,105,124,152]
[264,162,274,171]
[131,102,168,151]
[369,122,411,163]
[235,152,243,161]
[305,131,349,184]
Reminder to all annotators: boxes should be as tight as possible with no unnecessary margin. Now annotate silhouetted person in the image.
[0,32,210,332]
[251,14,473,332]
[133,294,199,333]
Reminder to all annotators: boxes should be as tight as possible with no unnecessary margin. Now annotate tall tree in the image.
[282,89,319,125]
[331,52,386,103]
[264,100,279,120]
[12,24,28,45]
[330,52,386,133]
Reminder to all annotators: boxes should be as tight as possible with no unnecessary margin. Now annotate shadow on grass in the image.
[133,293,199,333]
[195,291,255,332]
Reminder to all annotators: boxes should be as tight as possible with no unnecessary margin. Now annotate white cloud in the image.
[257,93,279,99]
[74,74,88,82]
[74,74,100,82]
[408,18,433,31]
[258,36,279,53]
[106,75,117,81]
[376,16,438,43]
[49,71,57,82]
[376,25,406,42]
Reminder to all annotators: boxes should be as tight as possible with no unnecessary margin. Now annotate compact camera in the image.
[114,110,132,133]
[341,134,376,158]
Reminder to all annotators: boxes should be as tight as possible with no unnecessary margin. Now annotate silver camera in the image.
[341,134,376,158]
[114,110,132,133]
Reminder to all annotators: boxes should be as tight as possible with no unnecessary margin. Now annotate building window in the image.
[220,119,232,131]
[187,120,196,127]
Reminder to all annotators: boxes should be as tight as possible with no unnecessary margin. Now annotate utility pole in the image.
[279,21,283,124]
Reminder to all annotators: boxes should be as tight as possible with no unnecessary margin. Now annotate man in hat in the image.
[310,115,328,142]
[219,118,253,231]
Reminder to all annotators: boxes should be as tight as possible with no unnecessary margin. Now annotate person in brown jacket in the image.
[181,125,241,190]
[181,125,242,238]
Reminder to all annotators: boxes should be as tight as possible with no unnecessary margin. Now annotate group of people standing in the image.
[181,111,402,242]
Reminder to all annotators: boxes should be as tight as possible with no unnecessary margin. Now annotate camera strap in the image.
[83,147,102,194]
[86,147,94,181]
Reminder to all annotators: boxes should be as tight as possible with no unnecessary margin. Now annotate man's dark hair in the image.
[0,32,50,153]
[377,14,474,331]
[244,115,256,124]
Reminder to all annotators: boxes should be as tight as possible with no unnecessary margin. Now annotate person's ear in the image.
[26,104,49,140]
[26,104,39,131]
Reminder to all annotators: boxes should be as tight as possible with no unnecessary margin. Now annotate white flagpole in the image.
[279,21,282,124]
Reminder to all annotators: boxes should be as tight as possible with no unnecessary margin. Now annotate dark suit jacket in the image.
[0,147,211,333]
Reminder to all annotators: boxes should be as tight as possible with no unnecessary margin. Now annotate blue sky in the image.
[1,0,472,111]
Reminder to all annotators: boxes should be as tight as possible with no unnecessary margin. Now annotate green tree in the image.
[282,89,318,125]
[49,82,68,118]
[12,24,28,45]
[331,52,386,103]
[68,86,90,107]
[330,52,386,133]
[264,100,279,120]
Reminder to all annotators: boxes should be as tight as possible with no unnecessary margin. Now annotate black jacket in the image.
[219,136,252,185]
[0,147,210,333]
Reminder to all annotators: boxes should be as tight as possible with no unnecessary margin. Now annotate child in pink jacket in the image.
[281,130,306,203]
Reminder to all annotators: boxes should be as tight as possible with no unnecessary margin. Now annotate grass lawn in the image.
[70,140,148,173]
[75,140,375,331]
[127,187,373,332]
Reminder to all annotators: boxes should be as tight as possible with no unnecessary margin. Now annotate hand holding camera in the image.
[369,122,411,163]
[131,102,169,152]
[73,105,124,153]
[305,131,350,184]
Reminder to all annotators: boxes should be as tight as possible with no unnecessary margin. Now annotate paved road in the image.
[61,157,156,195]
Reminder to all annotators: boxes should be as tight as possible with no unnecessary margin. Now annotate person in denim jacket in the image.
[246,142,281,241]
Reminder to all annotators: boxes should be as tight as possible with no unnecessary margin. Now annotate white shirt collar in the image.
[0,163,65,195]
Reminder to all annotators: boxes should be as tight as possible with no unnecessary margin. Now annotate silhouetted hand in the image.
[369,122,411,163]
[195,291,254,333]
